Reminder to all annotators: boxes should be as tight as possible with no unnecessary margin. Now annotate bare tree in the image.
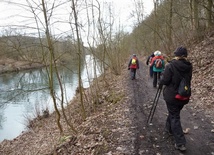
[153,0,159,49]
[70,0,86,120]
[206,0,214,29]
[26,0,78,134]
[40,0,63,134]
[193,0,200,31]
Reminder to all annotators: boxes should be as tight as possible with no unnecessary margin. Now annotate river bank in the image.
[0,61,129,154]
[0,58,45,74]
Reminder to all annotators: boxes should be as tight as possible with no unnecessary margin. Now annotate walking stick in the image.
[147,87,162,124]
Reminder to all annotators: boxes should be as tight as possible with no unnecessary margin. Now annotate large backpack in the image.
[172,64,191,100]
[176,75,191,98]
[155,58,163,68]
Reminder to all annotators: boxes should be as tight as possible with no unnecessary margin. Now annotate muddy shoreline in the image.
[0,58,46,74]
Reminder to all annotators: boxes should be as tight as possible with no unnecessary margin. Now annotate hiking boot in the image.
[175,144,186,151]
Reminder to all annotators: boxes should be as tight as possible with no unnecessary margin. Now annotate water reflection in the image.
[0,55,101,141]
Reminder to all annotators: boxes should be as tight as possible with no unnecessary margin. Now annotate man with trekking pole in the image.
[158,46,192,151]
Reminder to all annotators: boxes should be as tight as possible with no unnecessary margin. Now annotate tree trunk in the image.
[71,0,86,120]
[41,0,63,134]
[153,0,159,49]
[207,0,213,29]
[168,0,173,53]
[193,0,199,31]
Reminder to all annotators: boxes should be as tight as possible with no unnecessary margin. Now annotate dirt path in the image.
[125,59,214,155]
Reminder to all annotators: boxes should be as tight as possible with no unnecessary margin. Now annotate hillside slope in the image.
[189,31,214,118]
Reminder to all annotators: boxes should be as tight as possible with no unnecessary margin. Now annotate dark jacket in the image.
[128,56,139,69]
[160,58,192,104]
[146,54,155,65]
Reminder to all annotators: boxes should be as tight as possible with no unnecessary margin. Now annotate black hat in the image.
[174,47,188,57]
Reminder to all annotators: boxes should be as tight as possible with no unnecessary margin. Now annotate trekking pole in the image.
[147,87,162,124]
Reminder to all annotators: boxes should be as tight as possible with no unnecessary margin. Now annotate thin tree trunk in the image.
[153,0,159,49]
[41,0,63,134]
[193,0,199,31]
[71,0,86,120]
[168,0,173,53]
[207,0,213,29]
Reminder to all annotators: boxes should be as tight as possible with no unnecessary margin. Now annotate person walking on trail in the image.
[150,51,165,87]
[146,52,155,78]
[158,46,192,151]
[128,54,139,80]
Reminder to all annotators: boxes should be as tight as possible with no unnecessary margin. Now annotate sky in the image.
[105,0,154,32]
[0,0,154,42]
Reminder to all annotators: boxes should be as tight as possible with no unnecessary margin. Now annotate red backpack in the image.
[155,59,163,68]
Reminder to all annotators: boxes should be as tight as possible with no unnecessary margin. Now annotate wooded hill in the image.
[0,35,88,65]
[128,0,213,57]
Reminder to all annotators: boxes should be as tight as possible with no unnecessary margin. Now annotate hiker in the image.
[158,46,192,151]
[150,51,165,87]
[128,54,139,80]
[146,52,155,78]
[162,53,170,65]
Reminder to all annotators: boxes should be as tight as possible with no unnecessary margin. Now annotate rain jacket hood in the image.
[171,58,192,73]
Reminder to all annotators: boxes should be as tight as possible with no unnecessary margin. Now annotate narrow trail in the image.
[125,59,214,155]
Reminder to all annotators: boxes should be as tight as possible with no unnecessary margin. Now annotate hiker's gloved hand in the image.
[128,68,130,70]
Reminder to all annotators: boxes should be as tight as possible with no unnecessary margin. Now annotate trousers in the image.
[130,68,137,79]
[165,101,186,146]
[149,66,153,77]
[153,72,161,87]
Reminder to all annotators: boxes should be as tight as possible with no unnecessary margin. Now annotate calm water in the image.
[0,55,101,142]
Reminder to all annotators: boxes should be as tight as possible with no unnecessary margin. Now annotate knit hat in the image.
[174,47,188,57]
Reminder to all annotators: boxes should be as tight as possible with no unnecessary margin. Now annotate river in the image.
[0,55,101,142]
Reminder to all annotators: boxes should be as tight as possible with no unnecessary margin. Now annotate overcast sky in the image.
[106,0,154,31]
[0,0,154,41]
